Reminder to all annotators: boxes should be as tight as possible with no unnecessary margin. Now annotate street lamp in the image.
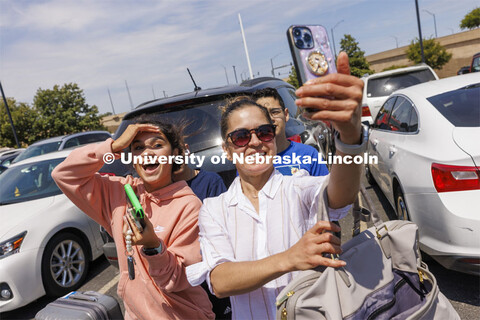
[331,20,344,59]
[391,36,399,48]
[423,9,438,38]
[221,65,229,84]
[232,65,238,84]
[270,53,282,77]
[415,0,426,63]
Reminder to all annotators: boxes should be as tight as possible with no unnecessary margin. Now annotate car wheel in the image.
[395,189,409,221]
[41,232,90,297]
[365,164,376,185]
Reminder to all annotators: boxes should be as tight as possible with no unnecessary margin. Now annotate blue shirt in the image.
[187,170,227,202]
[274,141,329,176]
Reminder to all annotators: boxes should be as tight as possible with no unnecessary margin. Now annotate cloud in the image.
[1,0,478,116]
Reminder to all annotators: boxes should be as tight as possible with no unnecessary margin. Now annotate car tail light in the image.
[431,163,480,192]
[287,134,302,143]
[361,105,371,117]
[100,172,116,176]
[459,258,480,265]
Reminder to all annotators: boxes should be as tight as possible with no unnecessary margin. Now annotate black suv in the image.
[101,77,331,268]
[112,77,328,187]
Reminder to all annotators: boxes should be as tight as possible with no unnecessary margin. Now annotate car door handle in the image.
[371,139,378,148]
[389,146,397,155]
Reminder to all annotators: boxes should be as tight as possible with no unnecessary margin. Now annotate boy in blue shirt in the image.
[254,88,329,176]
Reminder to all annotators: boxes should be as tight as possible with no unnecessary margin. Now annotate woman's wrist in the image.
[334,126,367,155]
[336,124,362,145]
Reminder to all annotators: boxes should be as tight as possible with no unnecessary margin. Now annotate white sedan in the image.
[0,150,104,312]
[366,72,480,275]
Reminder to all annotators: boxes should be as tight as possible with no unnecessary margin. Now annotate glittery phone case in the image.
[287,25,337,86]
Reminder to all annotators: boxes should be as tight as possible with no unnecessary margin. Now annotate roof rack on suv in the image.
[240,77,280,87]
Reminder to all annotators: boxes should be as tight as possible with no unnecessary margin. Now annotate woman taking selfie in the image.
[195,53,365,319]
[52,117,214,320]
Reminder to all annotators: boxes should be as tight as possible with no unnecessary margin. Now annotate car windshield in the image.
[0,158,64,205]
[367,69,437,97]
[119,101,224,153]
[13,141,62,163]
[426,83,480,127]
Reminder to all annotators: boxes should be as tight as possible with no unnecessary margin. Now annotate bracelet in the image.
[334,127,368,155]
[142,242,163,256]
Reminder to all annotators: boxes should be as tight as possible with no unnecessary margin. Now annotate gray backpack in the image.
[275,184,459,320]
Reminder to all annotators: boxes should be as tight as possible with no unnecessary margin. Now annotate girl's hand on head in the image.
[295,52,364,145]
[112,124,160,153]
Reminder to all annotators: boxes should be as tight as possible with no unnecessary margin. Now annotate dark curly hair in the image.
[130,114,186,172]
[252,88,285,110]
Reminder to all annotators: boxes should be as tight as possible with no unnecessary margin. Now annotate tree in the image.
[33,83,106,140]
[382,65,409,72]
[286,66,300,89]
[0,98,37,147]
[460,8,480,30]
[406,38,452,70]
[339,34,374,77]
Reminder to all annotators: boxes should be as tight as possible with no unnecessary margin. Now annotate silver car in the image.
[13,131,112,164]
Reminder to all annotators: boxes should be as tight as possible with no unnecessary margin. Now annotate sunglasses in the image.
[227,124,277,147]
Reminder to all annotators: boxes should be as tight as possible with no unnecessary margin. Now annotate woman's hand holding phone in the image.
[295,52,363,145]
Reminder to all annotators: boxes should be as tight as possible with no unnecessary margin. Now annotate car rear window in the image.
[118,101,224,153]
[367,69,437,98]
[427,83,480,127]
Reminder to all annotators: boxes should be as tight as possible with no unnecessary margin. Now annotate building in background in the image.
[366,29,480,78]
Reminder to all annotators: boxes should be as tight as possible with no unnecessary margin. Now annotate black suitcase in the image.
[35,291,123,320]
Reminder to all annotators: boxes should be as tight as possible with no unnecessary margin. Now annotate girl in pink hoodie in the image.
[52,119,214,320]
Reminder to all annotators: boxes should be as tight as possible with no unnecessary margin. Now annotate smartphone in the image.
[286,25,337,86]
[124,184,146,232]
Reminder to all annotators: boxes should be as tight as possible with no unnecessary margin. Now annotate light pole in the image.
[331,20,344,59]
[270,53,281,77]
[238,14,253,79]
[0,81,20,148]
[423,9,437,38]
[415,0,426,63]
[221,65,229,84]
[232,66,238,84]
[391,36,399,48]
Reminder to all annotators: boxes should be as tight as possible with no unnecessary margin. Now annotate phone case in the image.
[287,25,337,86]
[127,207,144,232]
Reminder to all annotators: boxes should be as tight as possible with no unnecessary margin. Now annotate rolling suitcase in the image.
[35,291,123,320]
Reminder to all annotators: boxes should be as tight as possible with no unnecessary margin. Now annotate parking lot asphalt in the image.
[1,176,478,320]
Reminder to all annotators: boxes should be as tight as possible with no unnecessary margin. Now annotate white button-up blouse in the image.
[195,169,350,320]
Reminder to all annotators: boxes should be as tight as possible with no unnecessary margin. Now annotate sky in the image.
[1,0,478,115]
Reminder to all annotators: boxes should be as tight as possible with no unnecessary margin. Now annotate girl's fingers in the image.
[125,214,142,243]
[133,124,161,133]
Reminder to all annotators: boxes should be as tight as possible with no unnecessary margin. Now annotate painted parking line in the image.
[98,273,119,295]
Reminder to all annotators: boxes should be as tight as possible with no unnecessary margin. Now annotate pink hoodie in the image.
[52,139,214,320]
